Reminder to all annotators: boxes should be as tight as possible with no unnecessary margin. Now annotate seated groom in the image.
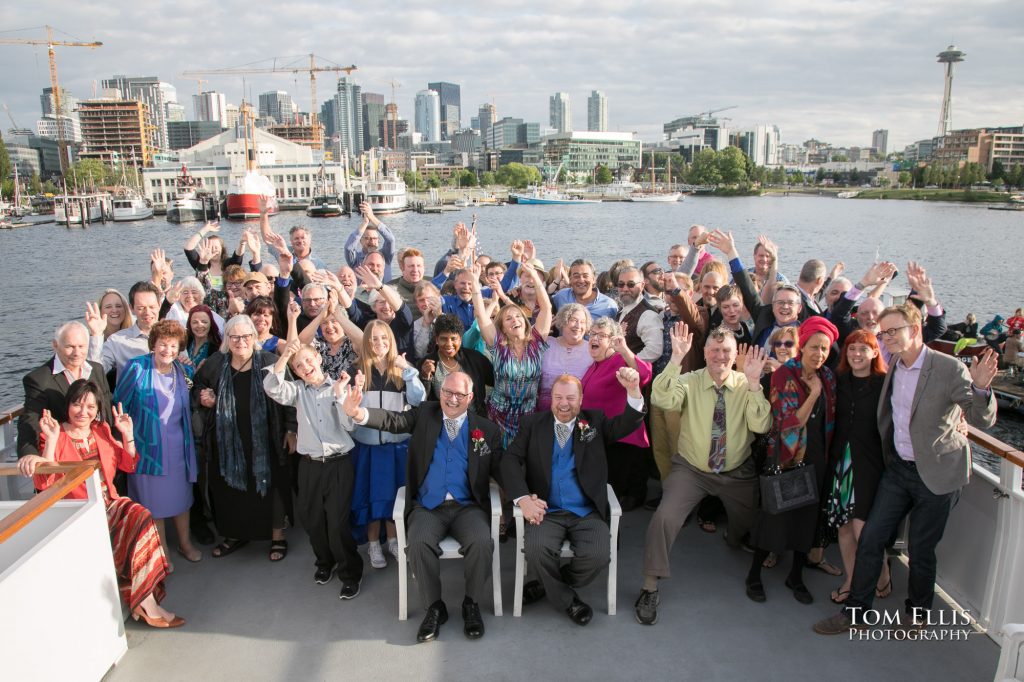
[501,370,646,626]
[343,371,503,643]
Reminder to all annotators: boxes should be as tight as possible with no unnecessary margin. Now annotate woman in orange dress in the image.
[18,379,185,628]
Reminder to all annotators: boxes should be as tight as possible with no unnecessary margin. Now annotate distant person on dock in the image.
[551,259,619,321]
[814,303,998,635]
[345,201,395,281]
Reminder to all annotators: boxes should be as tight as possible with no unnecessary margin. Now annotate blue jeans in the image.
[845,457,959,614]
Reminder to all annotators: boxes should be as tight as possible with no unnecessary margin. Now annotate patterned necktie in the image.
[444,418,459,441]
[555,422,571,448]
[708,386,727,472]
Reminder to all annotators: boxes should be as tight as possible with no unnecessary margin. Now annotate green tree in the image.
[69,158,115,189]
[402,170,418,188]
[815,167,826,184]
[717,146,748,185]
[42,179,57,194]
[688,148,722,185]
[898,171,912,187]
[556,167,569,183]
[495,163,542,189]
[849,169,862,185]
[0,135,10,198]
[425,172,442,189]
[480,171,496,187]
[791,170,805,185]
[595,164,613,184]
[989,160,1005,183]
[29,172,42,194]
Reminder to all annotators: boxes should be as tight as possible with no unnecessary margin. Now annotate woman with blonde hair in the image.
[97,289,133,338]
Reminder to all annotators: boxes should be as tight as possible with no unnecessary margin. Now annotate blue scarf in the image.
[215,352,271,496]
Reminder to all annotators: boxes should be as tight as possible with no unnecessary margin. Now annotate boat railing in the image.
[0,460,98,543]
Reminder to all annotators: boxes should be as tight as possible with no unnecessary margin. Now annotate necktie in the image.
[444,418,459,441]
[708,386,727,473]
[555,422,571,448]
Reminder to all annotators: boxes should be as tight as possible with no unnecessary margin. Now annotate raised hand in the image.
[741,345,768,385]
[265,230,288,253]
[39,408,60,441]
[286,300,301,323]
[707,229,737,257]
[669,321,693,360]
[610,334,629,356]
[352,369,366,391]
[735,342,749,372]
[860,261,896,288]
[165,280,184,306]
[277,248,294,277]
[150,248,166,281]
[342,379,364,417]
[258,196,269,216]
[969,348,999,389]
[453,223,470,250]
[906,261,936,306]
[828,262,845,281]
[394,353,411,371]
[444,255,465,275]
[616,366,642,395]
[226,291,245,316]
[197,238,216,265]
[281,337,302,361]
[84,301,108,338]
[757,234,778,262]
[421,359,436,380]
[354,264,382,290]
[244,230,261,256]
[333,371,351,399]
[112,402,134,435]
[523,239,537,262]
[202,220,220,234]
[510,240,525,261]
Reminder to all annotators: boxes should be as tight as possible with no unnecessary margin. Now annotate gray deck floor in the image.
[103,506,999,682]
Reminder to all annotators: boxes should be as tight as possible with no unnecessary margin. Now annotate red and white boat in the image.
[226,103,279,220]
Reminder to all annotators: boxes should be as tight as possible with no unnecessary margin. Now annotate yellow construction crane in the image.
[0,25,102,176]
[183,55,356,148]
[384,80,402,149]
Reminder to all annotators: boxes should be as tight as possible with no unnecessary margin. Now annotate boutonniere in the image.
[471,428,490,456]
[577,419,597,443]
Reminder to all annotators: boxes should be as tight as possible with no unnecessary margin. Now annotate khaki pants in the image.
[649,404,681,481]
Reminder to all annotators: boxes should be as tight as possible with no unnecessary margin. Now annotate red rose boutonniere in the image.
[577,419,597,443]
[471,428,489,455]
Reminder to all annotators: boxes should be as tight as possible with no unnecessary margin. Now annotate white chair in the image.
[512,483,622,617]
[392,482,503,620]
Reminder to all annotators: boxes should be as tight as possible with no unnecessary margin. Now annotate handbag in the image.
[759,462,818,515]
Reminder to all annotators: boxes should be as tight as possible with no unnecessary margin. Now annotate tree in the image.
[0,135,10,198]
[687,148,722,185]
[815,167,826,183]
[849,169,862,185]
[556,166,569,183]
[989,160,1005,183]
[480,171,496,187]
[29,172,42,194]
[595,164,613,184]
[791,170,805,185]
[42,179,57,194]
[402,170,418,188]
[494,163,542,189]
[898,171,912,187]
[425,172,442,189]
[717,146,748,185]
[68,158,115,189]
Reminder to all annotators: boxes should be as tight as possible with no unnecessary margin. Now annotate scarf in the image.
[215,351,270,496]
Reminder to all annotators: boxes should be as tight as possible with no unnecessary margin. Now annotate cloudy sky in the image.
[2,0,1021,152]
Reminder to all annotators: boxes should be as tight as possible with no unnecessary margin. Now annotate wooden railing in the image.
[968,425,1024,470]
[0,461,98,543]
[0,404,24,427]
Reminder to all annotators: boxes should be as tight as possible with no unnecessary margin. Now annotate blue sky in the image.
[2,0,1021,151]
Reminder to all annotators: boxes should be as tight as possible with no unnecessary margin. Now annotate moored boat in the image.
[54,193,112,225]
[111,191,154,222]
[510,185,601,205]
[225,103,279,221]
[307,162,342,217]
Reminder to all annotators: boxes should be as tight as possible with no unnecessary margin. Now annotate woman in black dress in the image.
[193,314,293,561]
[747,317,838,605]
[824,328,892,603]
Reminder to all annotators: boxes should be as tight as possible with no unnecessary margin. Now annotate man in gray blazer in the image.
[815,303,997,634]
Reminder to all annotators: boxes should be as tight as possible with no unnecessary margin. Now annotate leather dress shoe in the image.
[566,596,593,626]
[462,598,485,639]
[522,580,546,605]
[745,580,766,603]
[417,601,448,643]
[785,578,813,604]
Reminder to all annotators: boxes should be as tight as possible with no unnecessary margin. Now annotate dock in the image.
[993,371,1024,410]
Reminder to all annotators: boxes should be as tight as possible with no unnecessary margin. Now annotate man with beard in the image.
[345,201,396,281]
[552,259,619,321]
[615,266,663,362]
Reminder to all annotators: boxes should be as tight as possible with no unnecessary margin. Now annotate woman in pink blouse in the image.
[537,303,594,412]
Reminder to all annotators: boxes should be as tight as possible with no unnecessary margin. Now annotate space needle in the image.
[936,45,965,137]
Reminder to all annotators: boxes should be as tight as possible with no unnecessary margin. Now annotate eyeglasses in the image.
[878,325,911,338]
[306,297,327,305]
[645,268,664,276]
[440,388,470,401]
[772,340,796,349]
[590,332,611,341]
[617,281,640,288]
[228,334,254,343]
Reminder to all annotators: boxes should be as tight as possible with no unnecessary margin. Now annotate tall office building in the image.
[224,103,240,129]
[101,76,175,151]
[427,81,461,140]
[736,124,781,167]
[415,89,441,143]
[478,103,496,149]
[587,90,607,132]
[549,92,571,134]
[40,86,79,120]
[78,98,158,165]
[330,76,364,159]
[165,102,186,123]
[872,129,889,156]
[362,92,386,150]
[193,91,228,127]
[258,90,295,125]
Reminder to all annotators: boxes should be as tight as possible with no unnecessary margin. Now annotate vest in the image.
[619,298,656,355]
[418,418,472,509]
[548,429,594,517]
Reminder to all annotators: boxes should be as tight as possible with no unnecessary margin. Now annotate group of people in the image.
[16,202,1002,642]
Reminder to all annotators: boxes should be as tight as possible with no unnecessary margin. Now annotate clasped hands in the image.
[518,494,549,526]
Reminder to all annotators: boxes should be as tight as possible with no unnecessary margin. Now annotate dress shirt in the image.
[618,300,665,362]
[262,367,357,458]
[651,364,771,472]
[95,324,150,374]
[551,288,619,320]
[52,355,93,382]
[891,348,926,462]
[441,295,476,328]
[344,222,396,281]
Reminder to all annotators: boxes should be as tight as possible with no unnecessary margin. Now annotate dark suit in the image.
[363,402,503,609]
[501,405,645,609]
[18,358,113,458]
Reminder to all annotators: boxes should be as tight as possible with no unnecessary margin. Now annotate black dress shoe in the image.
[462,598,485,639]
[522,580,546,605]
[566,597,593,626]
[417,601,448,643]
[745,580,766,603]
[784,578,813,604]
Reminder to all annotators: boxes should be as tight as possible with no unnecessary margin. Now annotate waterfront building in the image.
[478,103,496,149]
[664,115,728,162]
[930,126,1024,173]
[549,92,571,133]
[379,117,409,149]
[542,130,641,174]
[165,102,186,123]
[166,121,223,151]
[78,98,158,166]
[452,129,482,154]
[427,82,461,140]
[194,91,228,127]
[329,76,364,160]
[40,86,79,121]
[415,90,441,143]
[981,126,1024,173]
[35,115,82,143]
[904,138,936,164]
[362,92,386,150]
[488,117,540,149]
[735,124,781,167]
[779,143,808,165]
[101,76,175,151]
[872,129,888,156]
[6,142,42,179]
[933,128,987,166]
[258,91,295,125]
[6,131,71,178]
[587,90,607,132]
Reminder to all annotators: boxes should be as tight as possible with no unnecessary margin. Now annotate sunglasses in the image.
[617,281,641,288]
[772,340,796,349]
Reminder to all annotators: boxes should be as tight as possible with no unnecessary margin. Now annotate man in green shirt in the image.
[634,324,771,625]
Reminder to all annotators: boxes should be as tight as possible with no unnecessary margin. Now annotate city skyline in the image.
[2,1,1021,153]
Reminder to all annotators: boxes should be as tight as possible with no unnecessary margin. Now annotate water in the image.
[2,196,1022,439]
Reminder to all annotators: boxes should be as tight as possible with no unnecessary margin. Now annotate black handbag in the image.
[759,462,818,515]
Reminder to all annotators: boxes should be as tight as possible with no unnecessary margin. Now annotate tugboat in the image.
[111,168,153,222]
[166,164,219,224]
[226,103,278,220]
[306,162,342,217]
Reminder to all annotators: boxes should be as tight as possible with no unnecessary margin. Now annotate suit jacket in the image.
[18,358,113,458]
[878,346,997,495]
[362,402,504,520]
[500,405,646,521]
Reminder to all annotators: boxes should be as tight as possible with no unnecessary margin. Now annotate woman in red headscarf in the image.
[746,316,838,606]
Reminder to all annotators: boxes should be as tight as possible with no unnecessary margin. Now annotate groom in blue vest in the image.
[344,370,503,643]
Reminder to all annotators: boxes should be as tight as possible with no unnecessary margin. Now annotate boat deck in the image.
[102,497,998,681]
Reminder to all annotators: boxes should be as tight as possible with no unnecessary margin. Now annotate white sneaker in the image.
[387,538,400,560]
[368,541,386,569]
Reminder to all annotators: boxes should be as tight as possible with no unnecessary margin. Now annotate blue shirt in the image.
[552,288,619,320]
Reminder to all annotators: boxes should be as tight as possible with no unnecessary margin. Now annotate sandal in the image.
[806,558,843,576]
[698,518,717,533]
[211,538,249,558]
[830,588,851,604]
[876,579,892,599]
[269,540,288,562]
[762,552,778,569]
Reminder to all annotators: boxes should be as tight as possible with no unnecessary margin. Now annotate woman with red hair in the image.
[824,329,892,604]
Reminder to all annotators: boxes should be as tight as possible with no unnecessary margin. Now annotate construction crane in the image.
[183,55,356,148]
[693,105,738,121]
[384,80,402,149]
[2,103,20,131]
[0,25,103,176]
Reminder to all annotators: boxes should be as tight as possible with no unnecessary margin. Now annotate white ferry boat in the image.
[54,193,112,225]
[111,190,154,222]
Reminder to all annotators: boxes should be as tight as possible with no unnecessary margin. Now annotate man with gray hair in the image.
[19,320,113,458]
[796,259,827,315]
[616,266,663,362]
[298,283,329,333]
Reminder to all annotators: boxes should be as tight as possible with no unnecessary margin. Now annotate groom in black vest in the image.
[501,369,646,625]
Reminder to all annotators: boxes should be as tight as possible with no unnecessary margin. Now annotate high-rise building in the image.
[735,124,781,167]
[362,92,386,150]
[330,76,364,159]
[415,90,441,143]
[167,120,223,150]
[194,91,228,127]
[101,76,174,151]
[872,129,889,156]
[587,90,607,132]
[258,90,295,125]
[224,103,240,128]
[40,86,79,120]
[664,114,729,162]
[78,98,158,166]
[427,82,461,140]
[378,116,408,149]
[35,115,82,143]
[478,103,496,149]
[549,92,571,133]
[165,102,186,123]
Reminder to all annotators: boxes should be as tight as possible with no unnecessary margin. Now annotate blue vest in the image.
[547,431,594,517]
[418,418,472,509]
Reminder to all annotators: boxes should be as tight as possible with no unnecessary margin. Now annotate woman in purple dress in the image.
[537,302,593,413]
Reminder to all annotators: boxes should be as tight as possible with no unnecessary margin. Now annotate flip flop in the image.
[876,579,892,599]
[698,518,717,533]
[211,538,249,558]
[830,588,851,604]
[806,558,843,576]
[762,552,778,569]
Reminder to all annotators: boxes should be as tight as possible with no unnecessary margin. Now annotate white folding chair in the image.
[392,482,504,620]
[512,483,622,617]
